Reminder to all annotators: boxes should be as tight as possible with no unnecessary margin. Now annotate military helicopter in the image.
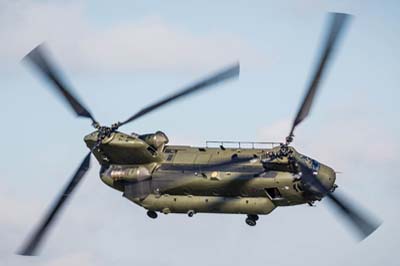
[19,12,381,256]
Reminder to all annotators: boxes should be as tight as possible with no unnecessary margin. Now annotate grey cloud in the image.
[0,1,267,74]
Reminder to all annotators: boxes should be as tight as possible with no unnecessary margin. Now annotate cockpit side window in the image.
[300,155,320,171]
[311,159,320,171]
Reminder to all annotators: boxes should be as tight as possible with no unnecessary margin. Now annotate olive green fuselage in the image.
[84,131,335,216]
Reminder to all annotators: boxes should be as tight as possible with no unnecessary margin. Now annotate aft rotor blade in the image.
[18,152,91,256]
[326,192,381,240]
[119,63,240,126]
[24,44,97,125]
[287,13,351,142]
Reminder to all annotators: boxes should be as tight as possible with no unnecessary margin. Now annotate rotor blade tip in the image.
[227,62,240,76]
[330,12,353,24]
[24,43,46,59]
[17,243,38,256]
[330,12,352,17]
[358,220,383,241]
[228,62,240,78]
[17,250,36,256]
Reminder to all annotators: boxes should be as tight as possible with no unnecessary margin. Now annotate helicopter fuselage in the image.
[84,131,336,217]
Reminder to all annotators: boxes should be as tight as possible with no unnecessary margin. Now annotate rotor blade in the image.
[297,161,381,240]
[288,13,351,141]
[326,192,381,240]
[18,152,91,256]
[24,44,97,125]
[119,63,240,126]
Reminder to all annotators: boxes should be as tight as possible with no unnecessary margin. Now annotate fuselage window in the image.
[265,188,282,199]
[147,146,157,156]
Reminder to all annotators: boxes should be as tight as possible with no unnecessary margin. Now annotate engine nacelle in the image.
[101,165,151,183]
[139,131,169,150]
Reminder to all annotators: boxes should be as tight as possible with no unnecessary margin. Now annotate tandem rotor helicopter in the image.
[19,13,381,256]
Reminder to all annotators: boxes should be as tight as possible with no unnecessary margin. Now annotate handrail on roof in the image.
[206,140,281,149]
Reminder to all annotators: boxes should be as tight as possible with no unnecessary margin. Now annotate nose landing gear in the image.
[245,214,259,226]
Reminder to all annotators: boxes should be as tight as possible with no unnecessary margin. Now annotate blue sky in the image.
[1,1,399,266]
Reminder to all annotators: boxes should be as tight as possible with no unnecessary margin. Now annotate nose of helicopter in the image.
[316,164,336,193]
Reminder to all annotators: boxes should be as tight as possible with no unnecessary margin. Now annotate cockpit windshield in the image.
[299,155,320,172]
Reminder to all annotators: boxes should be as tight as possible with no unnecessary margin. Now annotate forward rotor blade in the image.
[18,152,91,256]
[326,192,381,240]
[24,44,97,125]
[119,63,240,126]
[287,13,351,141]
[297,161,380,240]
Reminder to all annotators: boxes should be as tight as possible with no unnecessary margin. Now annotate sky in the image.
[1,0,399,265]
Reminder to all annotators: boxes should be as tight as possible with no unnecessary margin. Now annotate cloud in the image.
[257,119,291,143]
[0,176,112,266]
[0,1,266,74]
[257,111,400,172]
[43,252,97,266]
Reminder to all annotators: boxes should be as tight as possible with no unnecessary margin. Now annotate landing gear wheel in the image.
[147,210,158,219]
[246,217,256,226]
[248,214,259,221]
